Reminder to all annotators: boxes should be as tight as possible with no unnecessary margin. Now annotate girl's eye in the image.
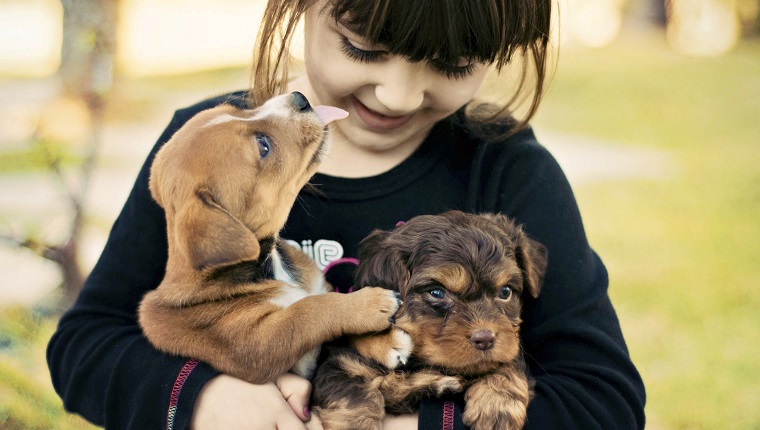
[428,288,446,299]
[256,133,272,158]
[431,60,477,80]
[340,36,384,63]
[498,286,513,301]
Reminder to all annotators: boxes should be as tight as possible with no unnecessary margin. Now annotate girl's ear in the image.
[355,229,410,295]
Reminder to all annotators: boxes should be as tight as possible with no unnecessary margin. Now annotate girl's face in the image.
[294,2,489,155]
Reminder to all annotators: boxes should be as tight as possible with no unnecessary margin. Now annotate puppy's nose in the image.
[291,91,312,112]
[470,329,495,351]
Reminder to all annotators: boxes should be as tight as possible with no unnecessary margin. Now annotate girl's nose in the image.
[374,58,426,114]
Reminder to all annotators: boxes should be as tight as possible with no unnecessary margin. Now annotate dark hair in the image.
[251,0,553,136]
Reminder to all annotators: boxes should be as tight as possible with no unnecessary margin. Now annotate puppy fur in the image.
[312,211,547,430]
[138,93,400,384]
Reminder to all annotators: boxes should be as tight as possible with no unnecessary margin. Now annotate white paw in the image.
[292,346,320,379]
[436,376,465,395]
[384,329,413,369]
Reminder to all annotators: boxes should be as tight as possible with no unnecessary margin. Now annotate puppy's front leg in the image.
[462,363,532,430]
[351,328,413,369]
[231,286,400,382]
[378,370,465,414]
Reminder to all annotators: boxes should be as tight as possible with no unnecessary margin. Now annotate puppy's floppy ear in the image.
[355,229,410,294]
[483,213,547,299]
[175,187,261,271]
[515,235,547,299]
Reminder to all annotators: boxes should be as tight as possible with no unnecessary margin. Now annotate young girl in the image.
[47,0,646,429]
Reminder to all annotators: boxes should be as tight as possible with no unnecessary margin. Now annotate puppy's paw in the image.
[349,287,402,333]
[353,328,413,369]
[463,378,529,430]
[432,375,465,396]
[384,329,413,369]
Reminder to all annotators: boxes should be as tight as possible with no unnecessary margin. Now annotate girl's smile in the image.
[350,95,414,132]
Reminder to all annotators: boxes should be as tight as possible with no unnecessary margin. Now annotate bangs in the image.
[329,0,551,69]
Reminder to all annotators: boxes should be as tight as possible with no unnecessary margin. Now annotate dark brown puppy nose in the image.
[291,91,312,112]
[470,329,495,350]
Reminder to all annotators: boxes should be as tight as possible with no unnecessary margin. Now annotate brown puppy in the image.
[312,211,547,430]
[138,92,401,384]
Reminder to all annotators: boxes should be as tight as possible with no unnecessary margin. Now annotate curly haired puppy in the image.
[138,92,401,384]
[312,211,547,430]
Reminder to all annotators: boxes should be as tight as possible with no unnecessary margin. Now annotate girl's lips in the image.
[352,97,413,131]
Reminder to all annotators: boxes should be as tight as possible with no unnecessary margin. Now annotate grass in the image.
[1,30,758,429]
[0,139,80,174]
[0,307,97,430]
[532,34,760,429]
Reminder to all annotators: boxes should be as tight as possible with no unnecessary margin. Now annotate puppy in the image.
[138,92,401,384]
[312,210,547,430]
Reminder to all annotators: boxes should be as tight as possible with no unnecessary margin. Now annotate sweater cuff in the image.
[418,394,467,430]
[165,359,220,430]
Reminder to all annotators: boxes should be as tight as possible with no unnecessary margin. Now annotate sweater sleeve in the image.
[46,99,234,429]
[487,134,646,429]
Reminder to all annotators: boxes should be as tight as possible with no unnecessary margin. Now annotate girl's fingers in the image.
[276,373,313,421]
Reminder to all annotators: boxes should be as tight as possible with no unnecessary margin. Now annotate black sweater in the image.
[47,92,645,430]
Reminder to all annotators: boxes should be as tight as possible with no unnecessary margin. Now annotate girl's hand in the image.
[190,374,307,430]
[275,373,313,421]
[383,413,419,430]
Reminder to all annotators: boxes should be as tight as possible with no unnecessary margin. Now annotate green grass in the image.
[0,307,97,430]
[533,34,760,429]
[0,140,80,174]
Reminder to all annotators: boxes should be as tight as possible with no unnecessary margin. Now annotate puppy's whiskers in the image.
[294,194,312,217]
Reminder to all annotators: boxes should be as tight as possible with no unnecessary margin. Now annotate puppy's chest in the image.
[267,248,328,308]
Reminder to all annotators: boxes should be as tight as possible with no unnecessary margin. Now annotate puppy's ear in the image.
[355,230,410,294]
[175,188,261,271]
[516,236,547,299]
[483,213,547,299]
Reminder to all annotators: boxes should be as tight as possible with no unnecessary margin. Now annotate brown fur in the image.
[312,211,547,429]
[138,93,400,384]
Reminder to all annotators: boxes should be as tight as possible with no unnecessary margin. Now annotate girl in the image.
[47,0,646,429]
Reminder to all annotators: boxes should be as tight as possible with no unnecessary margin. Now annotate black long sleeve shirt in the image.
[47,92,645,429]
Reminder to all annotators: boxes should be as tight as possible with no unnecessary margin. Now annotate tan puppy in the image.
[139,92,401,384]
[312,211,547,430]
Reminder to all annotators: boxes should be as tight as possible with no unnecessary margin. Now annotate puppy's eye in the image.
[256,133,272,158]
[428,288,446,299]
[498,286,513,301]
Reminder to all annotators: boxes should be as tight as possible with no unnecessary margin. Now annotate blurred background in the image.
[0,0,758,428]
